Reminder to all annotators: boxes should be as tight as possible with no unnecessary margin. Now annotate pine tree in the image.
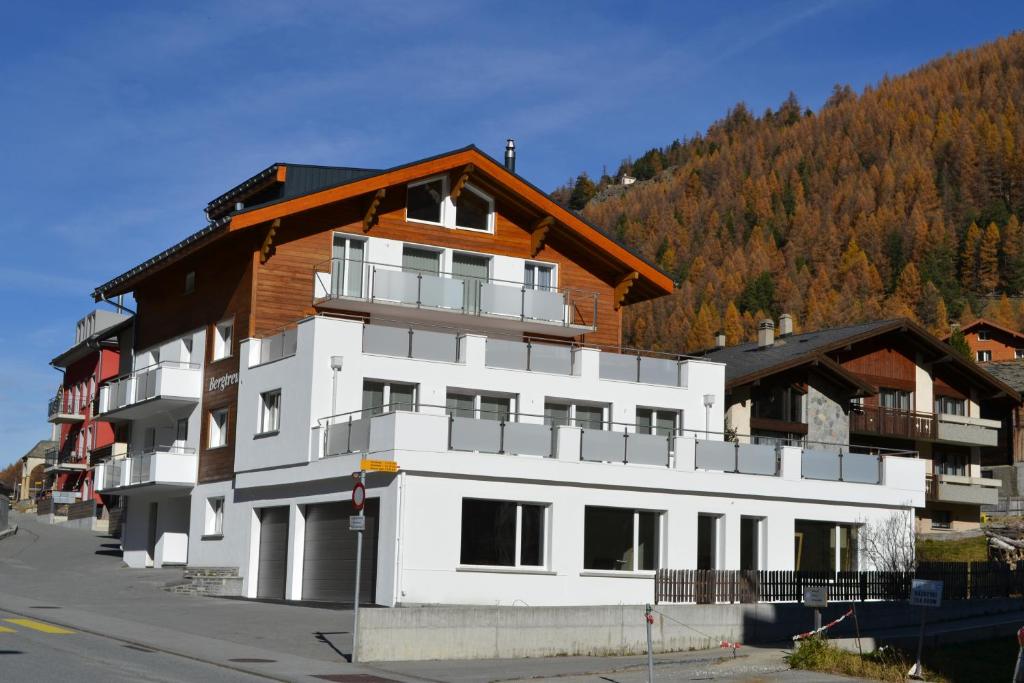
[961,222,982,291]
[1002,215,1024,293]
[568,173,597,211]
[723,302,743,345]
[948,328,973,361]
[978,222,1001,293]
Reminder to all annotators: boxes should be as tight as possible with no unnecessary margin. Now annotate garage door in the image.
[302,499,379,604]
[257,506,289,599]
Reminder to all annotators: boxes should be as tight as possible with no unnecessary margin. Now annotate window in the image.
[446,392,512,421]
[524,263,554,290]
[460,499,546,567]
[636,408,679,436]
[697,514,720,570]
[583,506,659,572]
[143,427,156,453]
[544,401,607,430]
[454,185,493,232]
[331,234,366,298]
[978,330,991,341]
[362,381,417,415]
[213,320,233,361]
[794,521,857,571]
[205,497,224,536]
[879,388,912,411]
[934,450,968,476]
[176,418,188,443]
[1016,349,1024,359]
[977,350,992,362]
[752,384,804,422]
[452,252,490,312]
[406,178,445,224]
[259,390,281,434]
[184,271,195,294]
[402,245,442,275]
[209,408,229,448]
[934,396,966,416]
[931,510,952,530]
[741,517,763,571]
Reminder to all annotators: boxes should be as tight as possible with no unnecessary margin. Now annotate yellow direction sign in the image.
[360,459,400,473]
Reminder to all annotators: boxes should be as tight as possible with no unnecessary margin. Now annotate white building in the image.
[92,144,925,606]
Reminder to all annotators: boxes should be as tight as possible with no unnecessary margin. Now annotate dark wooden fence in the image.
[67,500,96,521]
[655,562,1024,604]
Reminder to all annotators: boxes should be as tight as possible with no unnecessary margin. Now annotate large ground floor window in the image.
[460,499,546,567]
[583,506,659,571]
[794,520,857,571]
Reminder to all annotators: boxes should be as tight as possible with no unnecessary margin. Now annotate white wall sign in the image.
[802,586,828,608]
[208,372,239,392]
[910,579,943,607]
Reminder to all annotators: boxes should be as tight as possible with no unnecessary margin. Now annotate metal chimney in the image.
[757,320,775,349]
[778,313,793,337]
[504,139,516,172]
[715,331,726,349]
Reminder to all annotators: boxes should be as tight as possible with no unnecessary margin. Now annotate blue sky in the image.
[2,1,1023,466]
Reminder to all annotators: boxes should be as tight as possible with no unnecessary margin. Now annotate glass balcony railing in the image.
[313,257,598,331]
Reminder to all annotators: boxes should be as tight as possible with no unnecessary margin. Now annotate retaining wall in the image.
[0,496,8,531]
[356,598,1024,662]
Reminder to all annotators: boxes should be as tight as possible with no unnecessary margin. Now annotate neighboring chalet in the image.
[87,143,923,606]
[947,318,1024,363]
[702,317,1020,534]
[13,440,53,504]
[46,309,132,530]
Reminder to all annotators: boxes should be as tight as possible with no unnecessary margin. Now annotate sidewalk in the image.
[1,512,842,682]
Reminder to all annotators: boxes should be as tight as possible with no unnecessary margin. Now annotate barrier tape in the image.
[791,608,854,641]
[720,640,742,650]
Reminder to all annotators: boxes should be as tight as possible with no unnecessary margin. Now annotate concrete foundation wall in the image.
[356,598,1024,662]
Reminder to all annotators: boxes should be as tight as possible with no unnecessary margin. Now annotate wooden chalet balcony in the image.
[849,405,937,441]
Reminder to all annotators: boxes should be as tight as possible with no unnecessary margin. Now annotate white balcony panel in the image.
[99,363,201,420]
[936,414,1001,447]
[99,449,198,495]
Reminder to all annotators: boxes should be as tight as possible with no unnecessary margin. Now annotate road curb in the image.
[0,525,19,541]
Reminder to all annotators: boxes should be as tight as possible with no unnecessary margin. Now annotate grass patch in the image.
[921,637,1018,682]
[915,534,988,562]
[787,637,935,682]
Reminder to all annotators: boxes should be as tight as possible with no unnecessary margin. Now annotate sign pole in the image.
[814,608,822,634]
[351,469,366,663]
[1013,625,1024,683]
[644,604,655,683]
[907,578,942,680]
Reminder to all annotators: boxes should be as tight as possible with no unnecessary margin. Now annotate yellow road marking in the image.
[3,618,75,634]
[0,626,15,633]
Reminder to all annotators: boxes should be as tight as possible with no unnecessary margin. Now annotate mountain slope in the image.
[564,32,1024,352]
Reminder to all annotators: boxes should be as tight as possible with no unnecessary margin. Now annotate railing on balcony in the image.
[849,404,937,440]
[313,257,599,330]
[47,392,63,419]
[100,360,201,413]
[127,445,197,486]
[362,324,464,364]
[103,458,125,489]
[485,338,575,375]
[44,446,78,469]
[257,326,298,365]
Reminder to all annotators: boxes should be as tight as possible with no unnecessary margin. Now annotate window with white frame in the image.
[362,380,417,415]
[544,400,607,430]
[1017,349,1024,359]
[524,262,554,290]
[212,320,233,361]
[740,516,764,571]
[259,389,281,434]
[977,350,992,362]
[406,177,446,224]
[583,506,659,571]
[446,391,514,421]
[331,234,366,298]
[209,408,229,448]
[460,499,546,567]
[205,497,224,536]
[697,514,722,569]
[454,184,493,232]
[934,395,966,416]
[635,407,680,436]
[978,330,991,341]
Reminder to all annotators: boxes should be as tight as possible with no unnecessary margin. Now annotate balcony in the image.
[318,407,912,490]
[850,405,936,441]
[313,258,598,337]
[88,441,127,467]
[94,446,198,494]
[935,414,1001,447]
[927,473,1000,506]
[98,361,202,420]
[47,391,85,424]
[43,446,87,473]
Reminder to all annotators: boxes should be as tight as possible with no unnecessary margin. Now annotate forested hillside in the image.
[556,33,1024,352]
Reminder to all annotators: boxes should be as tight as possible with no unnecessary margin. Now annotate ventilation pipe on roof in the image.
[757,320,775,349]
[235,201,245,212]
[715,331,726,349]
[778,313,793,337]
[504,139,516,172]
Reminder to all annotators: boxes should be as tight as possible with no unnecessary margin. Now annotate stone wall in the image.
[806,378,850,446]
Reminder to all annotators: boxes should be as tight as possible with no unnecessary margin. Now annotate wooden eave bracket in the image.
[531,216,554,257]
[614,271,640,310]
[449,164,475,203]
[362,188,386,232]
[260,219,279,264]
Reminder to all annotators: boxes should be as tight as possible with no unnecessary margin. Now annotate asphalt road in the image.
[0,607,270,683]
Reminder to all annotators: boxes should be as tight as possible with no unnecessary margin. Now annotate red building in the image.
[46,309,132,527]
[948,318,1024,363]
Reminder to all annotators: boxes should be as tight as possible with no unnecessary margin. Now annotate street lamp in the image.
[703,394,716,439]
